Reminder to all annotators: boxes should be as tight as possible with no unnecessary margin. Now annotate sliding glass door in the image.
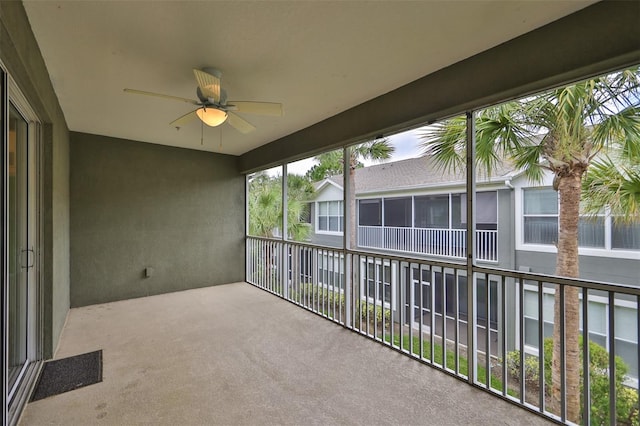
[6,91,41,419]
[8,103,30,391]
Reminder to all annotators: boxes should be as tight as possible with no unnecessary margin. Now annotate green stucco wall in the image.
[1,1,70,358]
[69,132,245,307]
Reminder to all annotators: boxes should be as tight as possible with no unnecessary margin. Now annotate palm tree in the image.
[248,172,315,287]
[248,172,314,241]
[307,139,394,248]
[286,173,315,241]
[421,68,640,422]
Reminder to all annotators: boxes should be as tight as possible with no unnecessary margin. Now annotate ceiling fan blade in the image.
[169,110,199,128]
[227,112,256,134]
[124,88,199,105]
[227,101,283,116]
[193,69,221,102]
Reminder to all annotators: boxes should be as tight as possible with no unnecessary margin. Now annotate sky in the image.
[285,125,429,176]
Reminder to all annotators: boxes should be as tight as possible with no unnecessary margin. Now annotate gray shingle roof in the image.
[321,156,518,195]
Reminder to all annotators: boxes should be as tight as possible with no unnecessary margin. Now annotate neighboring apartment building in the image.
[305,155,640,383]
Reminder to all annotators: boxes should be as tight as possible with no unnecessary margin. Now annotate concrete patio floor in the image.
[20,282,552,425]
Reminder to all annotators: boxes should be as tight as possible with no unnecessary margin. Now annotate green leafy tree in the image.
[248,172,315,286]
[305,151,347,181]
[421,68,640,422]
[248,172,314,241]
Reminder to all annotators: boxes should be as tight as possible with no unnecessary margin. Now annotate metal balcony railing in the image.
[358,226,499,262]
[246,236,640,425]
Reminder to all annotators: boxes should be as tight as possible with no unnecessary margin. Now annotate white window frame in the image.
[521,285,639,387]
[315,200,343,235]
[359,258,396,309]
[516,186,640,260]
[316,251,345,293]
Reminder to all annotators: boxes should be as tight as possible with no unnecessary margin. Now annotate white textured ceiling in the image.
[23,1,595,156]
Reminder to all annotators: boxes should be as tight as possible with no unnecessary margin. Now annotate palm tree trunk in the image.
[552,174,582,423]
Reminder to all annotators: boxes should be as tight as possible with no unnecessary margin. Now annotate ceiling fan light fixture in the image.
[196,107,228,127]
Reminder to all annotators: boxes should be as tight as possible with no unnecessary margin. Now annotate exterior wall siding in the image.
[515,250,639,287]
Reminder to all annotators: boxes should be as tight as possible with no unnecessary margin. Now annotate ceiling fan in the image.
[124,68,283,134]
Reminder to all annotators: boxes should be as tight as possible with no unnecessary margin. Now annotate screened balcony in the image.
[357,192,499,262]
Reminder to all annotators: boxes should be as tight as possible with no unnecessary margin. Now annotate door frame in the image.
[2,61,44,426]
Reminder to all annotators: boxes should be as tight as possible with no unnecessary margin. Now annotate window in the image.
[358,199,382,226]
[522,287,638,381]
[317,200,343,233]
[301,202,311,224]
[451,194,465,229]
[317,251,344,291]
[409,267,432,327]
[414,195,449,228]
[523,188,558,244]
[612,220,640,250]
[522,287,555,349]
[523,187,639,250]
[579,216,605,248]
[477,191,498,230]
[384,197,412,227]
[360,259,394,307]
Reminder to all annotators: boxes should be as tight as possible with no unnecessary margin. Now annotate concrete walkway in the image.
[21,282,552,425]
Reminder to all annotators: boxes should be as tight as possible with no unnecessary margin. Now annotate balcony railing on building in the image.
[246,236,640,426]
[358,225,499,262]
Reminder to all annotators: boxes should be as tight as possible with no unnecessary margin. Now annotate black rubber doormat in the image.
[30,350,103,401]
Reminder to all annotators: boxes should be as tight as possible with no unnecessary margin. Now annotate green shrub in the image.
[354,301,391,329]
[506,351,540,387]
[506,337,638,425]
[294,284,345,316]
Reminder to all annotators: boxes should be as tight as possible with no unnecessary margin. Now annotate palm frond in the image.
[591,105,640,159]
[582,156,640,223]
[420,116,467,173]
[352,138,395,162]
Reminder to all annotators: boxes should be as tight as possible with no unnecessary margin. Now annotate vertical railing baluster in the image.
[390,255,395,347]
[485,274,490,388]
[519,278,525,404]
[431,267,436,364]
[408,262,413,354]
[399,258,406,352]
[443,268,448,369]
[351,254,357,332]
[335,250,338,321]
[559,285,567,423]
[313,248,318,312]
[382,259,387,343]
[637,295,640,424]
[419,264,424,361]
[582,288,590,425]
[537,281,544,412]
[366,256,372,336]
[454,268,460,375]
[375,256,379,338]
[501,275,507,397]
[608,292,616,426]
